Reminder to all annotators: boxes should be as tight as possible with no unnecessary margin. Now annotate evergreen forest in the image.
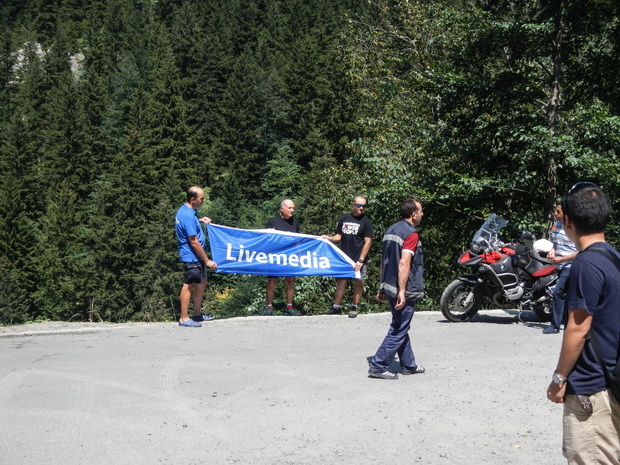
[1,0,619,324]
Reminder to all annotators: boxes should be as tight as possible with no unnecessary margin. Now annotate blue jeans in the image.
[369,298,417,372]
[551,266,570,329]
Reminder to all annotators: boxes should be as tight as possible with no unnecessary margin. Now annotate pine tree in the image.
[34,182,93,320]
[0,32,50,320]
[88,131,144,321]
[211,49,264,199]
[143,22,196,187]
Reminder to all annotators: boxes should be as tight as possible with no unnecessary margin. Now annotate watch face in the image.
[553,373,565,385]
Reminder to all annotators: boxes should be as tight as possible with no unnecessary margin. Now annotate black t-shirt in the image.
[266,215,299,233]
[336,213,374,261]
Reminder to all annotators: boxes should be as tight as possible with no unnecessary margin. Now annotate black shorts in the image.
[183,262,207,284]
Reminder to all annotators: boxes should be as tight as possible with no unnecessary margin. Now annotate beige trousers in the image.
[563,390,620,464]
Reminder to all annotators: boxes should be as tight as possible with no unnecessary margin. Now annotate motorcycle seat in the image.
[532,265,557,277]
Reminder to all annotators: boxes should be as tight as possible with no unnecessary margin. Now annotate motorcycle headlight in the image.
[471,244,483,254]
[471,238,488,254]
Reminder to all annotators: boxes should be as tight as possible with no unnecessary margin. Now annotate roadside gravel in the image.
[0,310,565,465]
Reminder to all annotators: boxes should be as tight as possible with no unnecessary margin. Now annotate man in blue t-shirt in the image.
[546,183,620,463]
[175,187,217,327]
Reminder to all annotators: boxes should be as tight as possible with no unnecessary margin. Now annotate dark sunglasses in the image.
[354,203,367,208]
[569,182,598,194]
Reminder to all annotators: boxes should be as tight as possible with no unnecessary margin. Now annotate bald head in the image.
[280,199,296,219]
[186,186,205,210]
[186,186,203,201]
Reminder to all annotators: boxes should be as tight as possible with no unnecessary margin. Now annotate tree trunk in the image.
[545,0,565,235]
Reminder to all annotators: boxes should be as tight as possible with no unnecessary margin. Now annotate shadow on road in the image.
[437,309,549,330]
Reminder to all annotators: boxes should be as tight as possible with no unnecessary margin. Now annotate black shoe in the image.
[543,325,559,334]
[284,307,301,316]
[401,365,425,375]
[325,306,342,315]
[368,370,399,380]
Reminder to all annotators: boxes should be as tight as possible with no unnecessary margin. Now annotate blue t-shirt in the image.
[565,242,620,395]
[175,204,205,262]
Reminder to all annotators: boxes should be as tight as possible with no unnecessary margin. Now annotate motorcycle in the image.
[440,214,558,323]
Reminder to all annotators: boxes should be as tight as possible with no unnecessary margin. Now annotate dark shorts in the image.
[183,262,207,284]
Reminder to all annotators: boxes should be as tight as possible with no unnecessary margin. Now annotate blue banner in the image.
[207,224,359,278]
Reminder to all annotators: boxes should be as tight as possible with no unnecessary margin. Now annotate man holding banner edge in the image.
[175,187,218,327]
[264,199,301,316]
[322,195,373,318]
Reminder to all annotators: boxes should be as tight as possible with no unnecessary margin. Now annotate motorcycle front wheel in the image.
[440,279,481,322]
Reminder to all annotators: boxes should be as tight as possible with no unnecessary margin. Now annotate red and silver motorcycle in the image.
[440,214,558,322]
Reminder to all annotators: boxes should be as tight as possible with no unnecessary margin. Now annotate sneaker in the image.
[401,365,425,375]
[284,307,301,316]
[263,307,273,316]
[348,310,358,318]
[543,325,560,334]
[324,306,342,315]
[191,313,215,322]
[368,370,399,380]
[179,319,201,327]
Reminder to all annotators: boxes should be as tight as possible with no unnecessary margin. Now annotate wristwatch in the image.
[552,371,566,386]
[357,259,365,263]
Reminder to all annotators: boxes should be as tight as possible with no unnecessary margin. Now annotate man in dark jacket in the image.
[368,199,425,380]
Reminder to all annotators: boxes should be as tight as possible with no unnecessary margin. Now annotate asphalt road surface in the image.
[0,310,566,465]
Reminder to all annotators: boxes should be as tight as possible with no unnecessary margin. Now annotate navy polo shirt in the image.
[565,242,620,395]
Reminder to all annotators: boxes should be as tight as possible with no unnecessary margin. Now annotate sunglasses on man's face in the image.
[569,182,598,194]
[355,204,366,208]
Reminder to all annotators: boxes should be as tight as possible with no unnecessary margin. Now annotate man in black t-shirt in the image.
[322,195,373,318]
[263,199,301,316]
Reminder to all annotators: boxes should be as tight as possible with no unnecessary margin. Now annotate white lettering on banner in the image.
[225,243,331,269]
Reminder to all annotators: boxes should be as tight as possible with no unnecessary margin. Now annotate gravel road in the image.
[0,310,565,465]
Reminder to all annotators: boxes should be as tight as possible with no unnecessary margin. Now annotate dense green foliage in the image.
[1,0,619,323]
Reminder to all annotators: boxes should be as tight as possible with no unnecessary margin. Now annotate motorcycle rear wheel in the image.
[440,279,481,322]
